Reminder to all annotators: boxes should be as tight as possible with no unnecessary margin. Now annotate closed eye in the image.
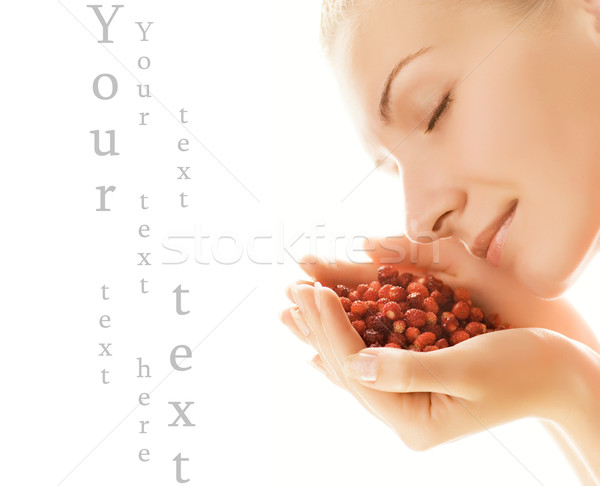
[425,91,453,134]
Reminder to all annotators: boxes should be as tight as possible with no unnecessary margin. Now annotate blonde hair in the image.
[320,0,560,55]
[320,0,364,56]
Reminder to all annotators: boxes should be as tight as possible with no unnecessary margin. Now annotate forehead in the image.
[333,5,443,112]
[330,1,497,152]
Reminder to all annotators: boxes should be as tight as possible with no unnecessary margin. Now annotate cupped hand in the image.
[282,282,585,451]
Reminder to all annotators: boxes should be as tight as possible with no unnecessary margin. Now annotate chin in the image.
[510,221,600,299]
[520,273,569,300]
[514,251,588,300]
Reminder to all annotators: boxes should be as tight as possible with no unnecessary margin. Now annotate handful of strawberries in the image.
[331,266,510,352]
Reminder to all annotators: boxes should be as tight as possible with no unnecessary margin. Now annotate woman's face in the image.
[331,0,600,298]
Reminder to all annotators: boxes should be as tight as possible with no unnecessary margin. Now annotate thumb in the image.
[342,346,474,397]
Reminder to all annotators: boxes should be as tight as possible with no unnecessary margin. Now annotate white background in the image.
[0,1,598,485]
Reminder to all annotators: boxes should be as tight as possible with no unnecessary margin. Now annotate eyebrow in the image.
[379,46,433,125]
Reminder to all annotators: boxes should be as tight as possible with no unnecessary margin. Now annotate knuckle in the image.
[385,352,413,390]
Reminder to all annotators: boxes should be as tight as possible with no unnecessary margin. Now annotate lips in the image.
[468,200,518,262]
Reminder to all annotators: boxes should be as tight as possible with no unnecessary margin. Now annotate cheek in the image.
[513,173,600,297]
[446,73,600,297]
[447,73,548,181]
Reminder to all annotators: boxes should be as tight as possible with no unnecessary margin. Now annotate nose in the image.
[402,173,466,243]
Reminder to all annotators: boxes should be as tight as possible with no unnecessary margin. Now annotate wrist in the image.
[563,338,600,423]
[554,337,600,478]
[528,330,590,423]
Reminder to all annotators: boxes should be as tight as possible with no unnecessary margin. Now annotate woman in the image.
[280,0,600,483]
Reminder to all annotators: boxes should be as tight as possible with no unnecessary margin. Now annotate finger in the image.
[362,235,417,264]
[308,354,329,377]
[278,307,311,345]
[316,285,365,359]
[297,256,380,288]
[292,282,372,393]
[313,284,407,427]
[284,279,315,303]
[290,283,345,378]
[311,354,327,372]
[278,303,347,387]
[297,238,462,292]
[280,303,348,389]
[342,346,474,397]
[309,354,345,388]
[342,329,549,399]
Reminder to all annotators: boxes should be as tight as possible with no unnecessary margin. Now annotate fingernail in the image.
[344,352,378,382]
[314,281,322,312]
[290,285,305,314]
[290,308,311,337]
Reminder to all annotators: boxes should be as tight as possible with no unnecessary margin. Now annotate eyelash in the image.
[425,91,453,134]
